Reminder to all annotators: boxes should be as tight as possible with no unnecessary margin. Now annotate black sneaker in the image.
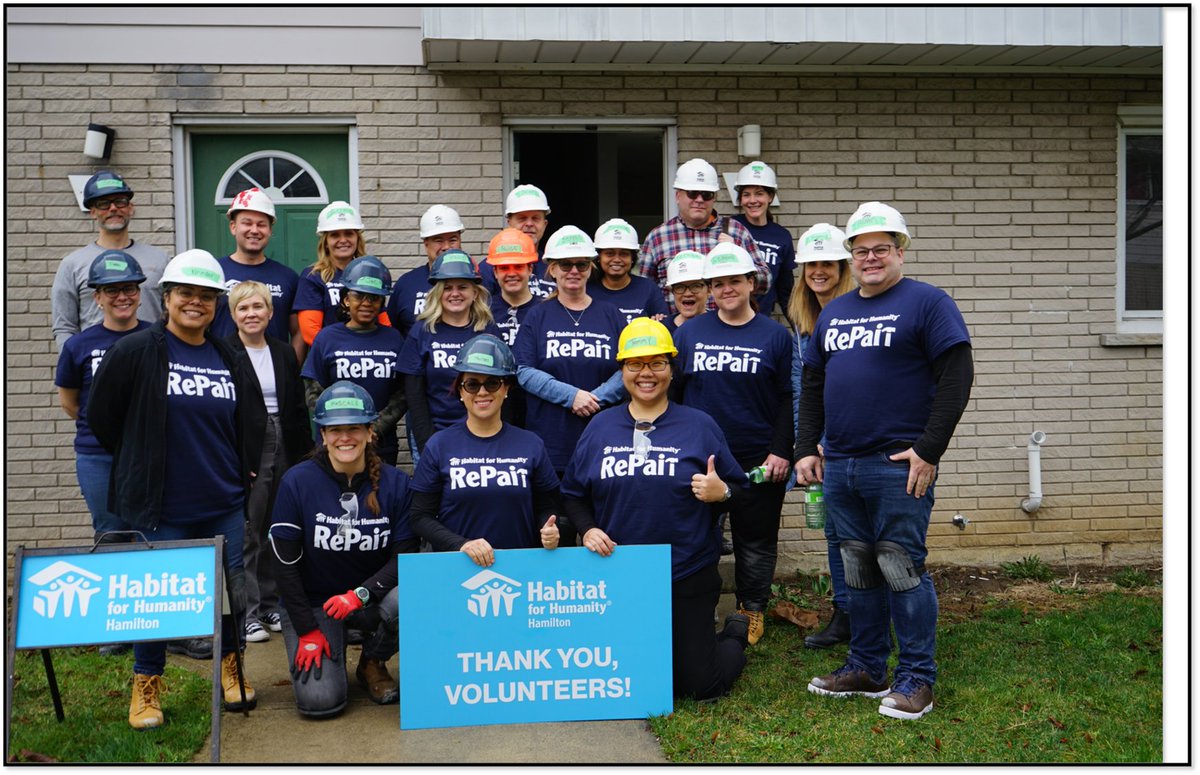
[879,676,934,720]
[721,612,750,649]
[166,638,213,660]
[807,663,890,698]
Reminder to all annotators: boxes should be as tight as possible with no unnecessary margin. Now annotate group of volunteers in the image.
[52,154,971,730]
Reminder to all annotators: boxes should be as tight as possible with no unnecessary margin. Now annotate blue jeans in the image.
[133,508,246,676]
[75,452,132,538]
[824,506,850,608]
[279,587,400,718]
[824,453,938,686]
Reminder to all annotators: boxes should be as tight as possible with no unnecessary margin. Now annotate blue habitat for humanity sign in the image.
[397,545,673,730]
[15,546,218,649]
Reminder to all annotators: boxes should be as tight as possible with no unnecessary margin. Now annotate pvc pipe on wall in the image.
[1021,431,1047,513]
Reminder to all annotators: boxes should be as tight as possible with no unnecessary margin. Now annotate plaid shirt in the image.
[633,212,771,313]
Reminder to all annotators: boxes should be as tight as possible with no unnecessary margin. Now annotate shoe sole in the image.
[879,700,933,720]
[803,638,847,650]
[244,631,270,643]
[223,697,258,712]
[807,683,891,699]
[130,717,162,729]
[265,624,283,633]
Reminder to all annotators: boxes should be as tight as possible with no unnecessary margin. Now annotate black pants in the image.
[728,453,786,611]
[673,563,747,701]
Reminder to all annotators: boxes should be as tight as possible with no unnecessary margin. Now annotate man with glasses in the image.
[795,202,973,721]
[635,158,770,313]
[52,171,168,350]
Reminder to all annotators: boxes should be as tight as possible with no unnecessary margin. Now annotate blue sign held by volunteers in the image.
[397,545,673,730]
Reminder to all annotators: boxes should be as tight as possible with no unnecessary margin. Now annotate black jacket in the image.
[87,321,266,530]
[223,333,313,467]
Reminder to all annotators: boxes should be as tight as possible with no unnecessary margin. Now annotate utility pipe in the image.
[1020,431,1047,513]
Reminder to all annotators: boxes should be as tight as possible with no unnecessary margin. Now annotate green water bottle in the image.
[804,483,826,529]
[746,465,769,484]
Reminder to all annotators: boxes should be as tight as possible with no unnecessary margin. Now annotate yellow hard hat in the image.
[617,317,678,361]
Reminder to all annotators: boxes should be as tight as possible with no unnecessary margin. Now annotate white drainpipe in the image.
[1021,431,1047,513]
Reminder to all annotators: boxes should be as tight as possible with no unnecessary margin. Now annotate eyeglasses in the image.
[171,287,219,304]
[345,291,383,305]
[91,197,131,211]
[623,359,670,373]
[683,190,716,202]
[99,284,140,298]
[671,282,706,295]
[632,419,654,460]
[850,244,896,261]
[554,260,592,274]
[461,377,505,394]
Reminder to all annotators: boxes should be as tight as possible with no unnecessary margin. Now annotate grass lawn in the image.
[651,578,1162,763]
[8,648,212,763]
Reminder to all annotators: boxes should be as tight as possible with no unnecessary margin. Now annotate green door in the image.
[191,132,350,274]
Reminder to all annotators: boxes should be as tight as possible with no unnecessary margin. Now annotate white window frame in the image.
[214,150,330,206]
[1115,106,1163,335]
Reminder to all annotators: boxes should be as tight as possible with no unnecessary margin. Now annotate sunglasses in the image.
[683,190,716,201]
[554,260,592,273]
[461,377,505,394]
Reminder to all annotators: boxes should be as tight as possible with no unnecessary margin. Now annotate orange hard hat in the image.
[486,227,539,266]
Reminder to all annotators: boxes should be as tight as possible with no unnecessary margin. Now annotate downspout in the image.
[1020,431,1047,513]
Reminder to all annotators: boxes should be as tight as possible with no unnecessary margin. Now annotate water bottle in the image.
[804,483,826,529]
[746,465,769,484]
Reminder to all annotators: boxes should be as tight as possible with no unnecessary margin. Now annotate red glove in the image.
[323,589,363,620]
[295,628,331,677]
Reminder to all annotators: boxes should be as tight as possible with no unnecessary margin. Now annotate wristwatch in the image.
[354,586,371,605]
[721,484,732,502]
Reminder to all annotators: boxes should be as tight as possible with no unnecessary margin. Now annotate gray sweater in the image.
[51,239,169,350]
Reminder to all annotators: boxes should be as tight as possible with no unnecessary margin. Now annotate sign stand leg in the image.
[39,650,65,722]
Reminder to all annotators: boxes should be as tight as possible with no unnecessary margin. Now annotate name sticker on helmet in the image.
[851,215,887,231]
[181,267,221,283]
[624,335,656,350]
[556,235,585,246]
[710,253,738,265]
[804,231,832,245]
[515,189,540,198]
[104,259,129,271]
[96,179,123,189]
[325,397,365,411]
[496,244,522,254]
[466,352,495,367]
[444,254,472,264]
[358,276,384,289]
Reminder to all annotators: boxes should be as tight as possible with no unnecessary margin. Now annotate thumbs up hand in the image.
[690,454,729,503]
[540,515,560,550]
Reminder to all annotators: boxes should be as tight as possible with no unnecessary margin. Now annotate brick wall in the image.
[5,64,1163,573]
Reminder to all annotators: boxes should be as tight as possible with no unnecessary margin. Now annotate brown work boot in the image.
[356,653,399,705]
[221,651,257,711]
[737,608,765,645]
[129,673,166,729]
[807,663,891,698]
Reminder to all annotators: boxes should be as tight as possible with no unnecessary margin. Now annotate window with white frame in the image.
[1116,106,1163,334]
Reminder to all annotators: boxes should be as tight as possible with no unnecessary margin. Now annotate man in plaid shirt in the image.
[634,157,771,313]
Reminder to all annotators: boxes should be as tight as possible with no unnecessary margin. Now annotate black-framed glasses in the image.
[92,197,131,211]
[671,282,706,295]
[461,377,505,394]
[850,244,895,261]
[554,260,592,273]
[623,360,670,373]
[683,190,716,201]
[99,284,140,298]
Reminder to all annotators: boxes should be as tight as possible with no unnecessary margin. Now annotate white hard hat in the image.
[419,205,465,239]
[160,249,226,292]
[843,201,911,250]
[666,250,706,286]
[797,223,852,264]
[672,158,720,192]
[593,218,639,251]
[702,243,756,280]
[734,160,778,191]
[316,201,364,233]
[227,188,276,221]
[543,225,597,260]
[504,184,551,216]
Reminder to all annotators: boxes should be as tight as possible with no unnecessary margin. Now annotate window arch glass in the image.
[214,150,329,205]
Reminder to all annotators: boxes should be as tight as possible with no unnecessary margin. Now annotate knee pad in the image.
[840,540,882,589]
[876,541,924,592]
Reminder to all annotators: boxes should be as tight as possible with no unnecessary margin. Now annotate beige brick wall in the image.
[6,64,1163,571]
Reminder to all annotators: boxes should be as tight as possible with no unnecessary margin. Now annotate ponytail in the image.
[365,439,383,516]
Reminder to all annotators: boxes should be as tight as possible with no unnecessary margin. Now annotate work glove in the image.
[294,628,331,682]
[323,589,363,620]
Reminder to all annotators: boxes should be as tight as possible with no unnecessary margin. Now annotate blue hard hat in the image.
[453,334,517,378]
[87,249,146,288]
[313,380,379,427]
[428,249,481,284]
[341,255,392,297]
[82,171,134,208]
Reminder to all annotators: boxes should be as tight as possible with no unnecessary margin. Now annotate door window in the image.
[215,150,329,205]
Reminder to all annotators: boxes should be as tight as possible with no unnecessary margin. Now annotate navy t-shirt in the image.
[561,403,747,581]
[55,322,150,454]
[211,256,300,343]
[270,458,414,606]
[411,423,559,549]
[588,275,671,325]
[294,265,345,330]
[512,298,626,471]
[161,331,243,523]
[303,323,405,454]
[673,312,792,460]
[397,320,502,433]
[804,278,971,459]
[734,216,796,319]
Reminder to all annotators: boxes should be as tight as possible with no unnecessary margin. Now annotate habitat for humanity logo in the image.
[462,570,523,618]
[28,561,102,619]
